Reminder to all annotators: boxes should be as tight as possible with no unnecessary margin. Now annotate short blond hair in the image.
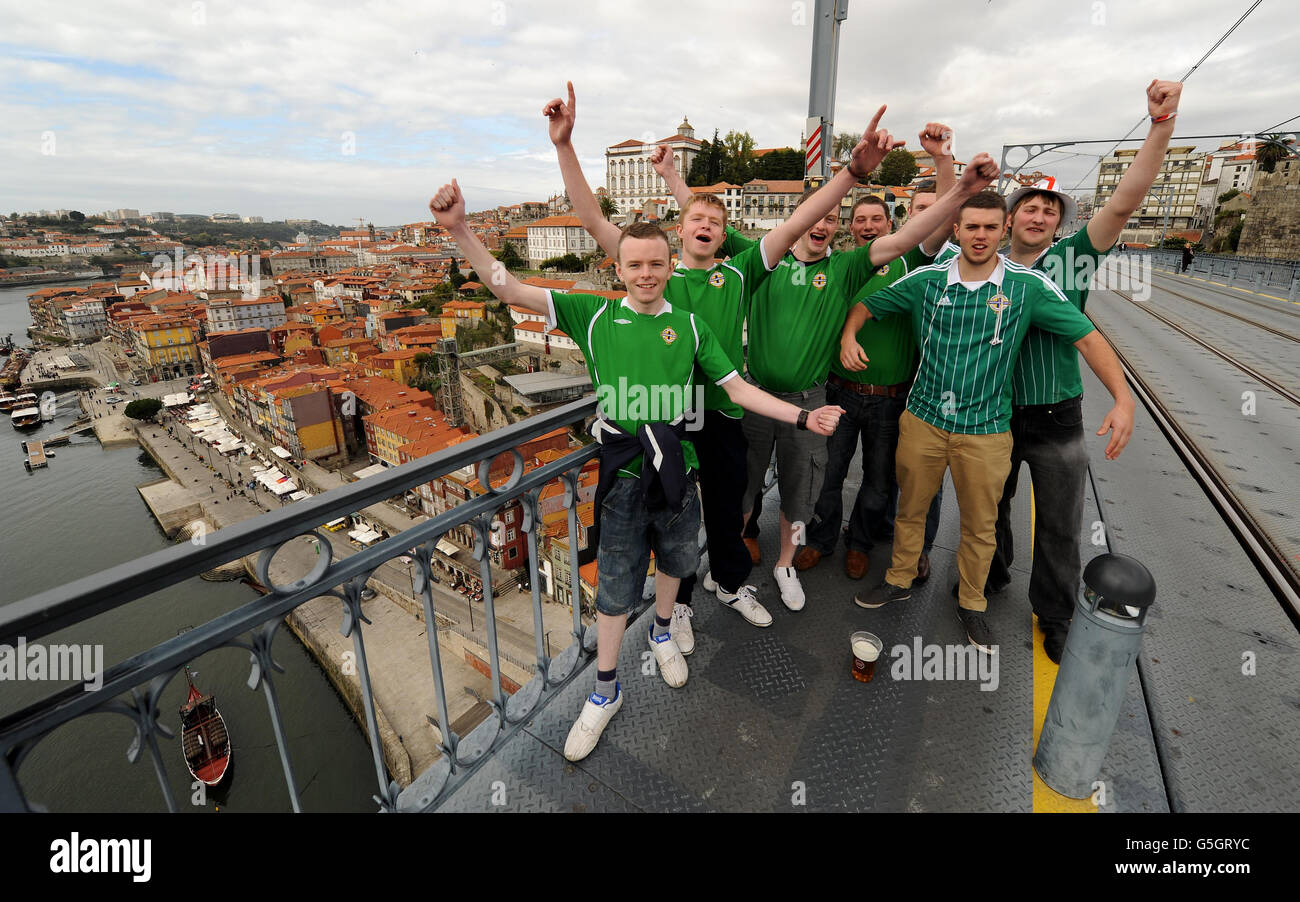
[681,193,728,225]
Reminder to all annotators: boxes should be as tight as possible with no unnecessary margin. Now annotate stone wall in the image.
[1237,160,1300,259]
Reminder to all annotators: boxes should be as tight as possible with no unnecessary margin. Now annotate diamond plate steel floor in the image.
[435,422,1185,812]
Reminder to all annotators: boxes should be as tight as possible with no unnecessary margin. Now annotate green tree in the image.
[832,132,858,162]
[1215,189,1240,213]
[751,148,803,181]
[69,210,85,222]
[540,253,584,272]
[719,130,757,185]
[687,129,724,186]
[448,257,467,289]
[1256,134,1292,173]
[494,242,523,269]
[599,195,618,219]
[894,203,907,221]
[124,398,163,421]
[875,149,918,186]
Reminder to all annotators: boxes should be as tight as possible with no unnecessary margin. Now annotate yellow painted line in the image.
[1029,488,1095,813]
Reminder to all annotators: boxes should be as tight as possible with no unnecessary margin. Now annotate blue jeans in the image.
[806,382,942,555]
[595,477,701,617]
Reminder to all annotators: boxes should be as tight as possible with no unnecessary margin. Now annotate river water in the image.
[0,281,376,812]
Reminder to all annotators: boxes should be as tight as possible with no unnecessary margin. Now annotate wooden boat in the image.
[179,666,231,786]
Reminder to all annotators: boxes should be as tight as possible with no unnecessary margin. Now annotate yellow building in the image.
[438,299,485,338]
[365,349,422,386]
[132,315,199,379]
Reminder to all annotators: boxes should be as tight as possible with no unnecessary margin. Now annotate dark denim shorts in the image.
[595,477,701,616]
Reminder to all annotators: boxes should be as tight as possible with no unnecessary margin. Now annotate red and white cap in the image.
[1006,176,1077,225]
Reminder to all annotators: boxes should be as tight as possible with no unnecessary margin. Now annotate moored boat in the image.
[10,407,40,429]
[179,666,231,786]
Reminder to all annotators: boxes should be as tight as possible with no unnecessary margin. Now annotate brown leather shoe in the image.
[793,546,822,571]
[845,549,869,580]
[744,537,761,564]
[915,552,931,584]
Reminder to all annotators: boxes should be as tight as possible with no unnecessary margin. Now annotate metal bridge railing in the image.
[0,397,600,813]
[1128,248,1300,294]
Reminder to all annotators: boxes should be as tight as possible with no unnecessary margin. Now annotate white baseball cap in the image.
[1006,176,1077,225]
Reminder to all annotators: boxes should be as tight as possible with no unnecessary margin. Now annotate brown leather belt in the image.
[828,372,907,398]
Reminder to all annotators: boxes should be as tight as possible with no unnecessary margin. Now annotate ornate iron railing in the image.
[0,397,600,813]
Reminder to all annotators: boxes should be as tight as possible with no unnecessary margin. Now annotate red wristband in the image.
[1151,112,1177,124]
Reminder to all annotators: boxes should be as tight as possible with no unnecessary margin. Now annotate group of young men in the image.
[428,77,1183,762]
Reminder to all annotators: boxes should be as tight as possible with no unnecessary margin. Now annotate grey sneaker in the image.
[854,581,911,609]
[957,608,998,655]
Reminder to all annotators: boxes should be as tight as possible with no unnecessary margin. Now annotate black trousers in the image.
[680,411,753,601]
[987,396,1089,624]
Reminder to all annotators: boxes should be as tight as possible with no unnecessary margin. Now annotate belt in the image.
[828,372,907,398]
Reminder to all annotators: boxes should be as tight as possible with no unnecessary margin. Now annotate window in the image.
[507,528,516,541]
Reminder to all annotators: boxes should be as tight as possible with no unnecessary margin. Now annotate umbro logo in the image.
[614,318,632,324]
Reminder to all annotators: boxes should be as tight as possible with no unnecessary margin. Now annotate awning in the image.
[325,517,347,528]
[435,538,460,557]
[349,528,382,545]
[353,462,388,480]
[289,490,311,501]
[271,446,292,460]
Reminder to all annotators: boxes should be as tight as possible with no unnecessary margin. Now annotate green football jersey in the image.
[864,257,1095,434]
[547,291,737,475]
[829,246,933,386]
[720,227,878,393]
[933,228,1110,404]
[665,239,773,418]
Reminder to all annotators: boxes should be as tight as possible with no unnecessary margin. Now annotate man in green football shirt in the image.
[845,192,1135,654]
[795,126,955,583]
[542,82,902,641]
[928,79,1179,662]
[716,151,1001,611]
[429,179,842,763]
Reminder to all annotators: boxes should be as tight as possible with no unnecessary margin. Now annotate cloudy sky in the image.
[3,0,1294,226]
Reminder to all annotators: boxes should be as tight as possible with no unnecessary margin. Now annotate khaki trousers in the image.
[886,411,1013,612]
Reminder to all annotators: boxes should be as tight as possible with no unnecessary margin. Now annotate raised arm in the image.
[1073,330,1136,459]
[650,144,695,210]
[869,152,999,265]
[759,104,904,262]
[917,122,958,255]
[1087,79,1182,253]
[428,180,550,315]
[543,81,622,259]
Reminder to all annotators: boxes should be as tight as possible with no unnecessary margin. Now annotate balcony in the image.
[5,377,1290,813]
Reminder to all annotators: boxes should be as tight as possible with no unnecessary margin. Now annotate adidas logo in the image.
[936,296,954,306]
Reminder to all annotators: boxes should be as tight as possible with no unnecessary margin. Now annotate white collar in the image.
[620,296,672,316]
[946,255,1006,289]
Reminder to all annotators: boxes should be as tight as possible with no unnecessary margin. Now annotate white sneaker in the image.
[670,603,695,655]
[563,684,623,762]
[702,570,719,593]
[648,629,689,688]
[716,583,774,627]
[773,566,806,611]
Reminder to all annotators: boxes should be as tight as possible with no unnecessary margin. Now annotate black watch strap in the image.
[797,409,809,431]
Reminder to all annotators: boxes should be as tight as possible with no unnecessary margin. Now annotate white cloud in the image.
[3,0,1294,223]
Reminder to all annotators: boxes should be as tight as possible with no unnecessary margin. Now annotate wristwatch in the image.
[797,409,809,431]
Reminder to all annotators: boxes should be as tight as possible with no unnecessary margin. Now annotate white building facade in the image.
[605,118,702,214]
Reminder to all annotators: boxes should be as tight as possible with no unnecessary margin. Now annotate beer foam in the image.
[852,638,880,662]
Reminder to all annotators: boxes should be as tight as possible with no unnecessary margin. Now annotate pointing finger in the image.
[866,104,887,134]
[567,80,576,114]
